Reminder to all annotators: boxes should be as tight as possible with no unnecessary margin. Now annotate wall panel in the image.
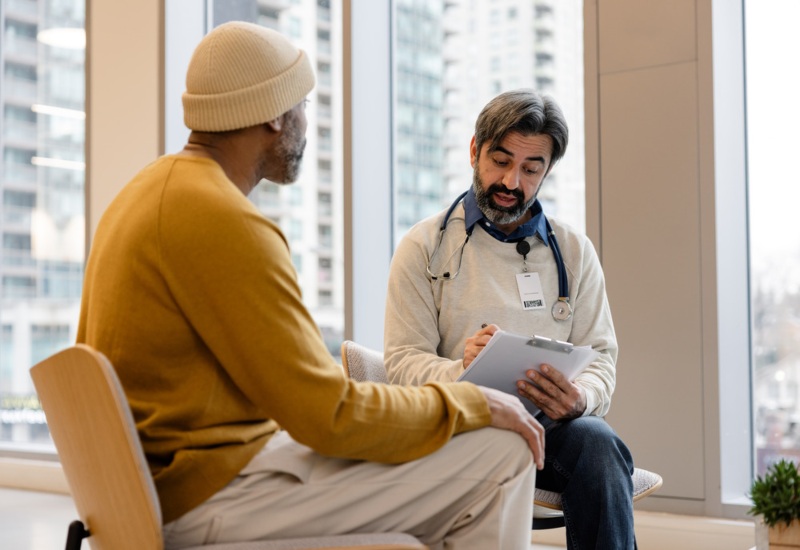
[601,61,705,500]
[598,0,697,74]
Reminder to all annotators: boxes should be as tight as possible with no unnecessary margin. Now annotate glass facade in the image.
[392,0,585,245]
[0,0,85,449]
[213,0,345,358]
[746,0,800,476]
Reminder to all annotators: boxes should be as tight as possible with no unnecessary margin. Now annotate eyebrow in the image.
[492,145,547,164]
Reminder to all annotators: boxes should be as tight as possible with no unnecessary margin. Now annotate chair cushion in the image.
[342,341,389,384]
[533,467,663,515]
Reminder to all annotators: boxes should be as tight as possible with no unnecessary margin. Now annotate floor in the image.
[0,487,564,549]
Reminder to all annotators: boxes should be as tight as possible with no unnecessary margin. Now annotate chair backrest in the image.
[30,344,163,550]
[340,341,389,384]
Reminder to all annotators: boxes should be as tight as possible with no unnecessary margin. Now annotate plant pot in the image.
[770,519,800,549]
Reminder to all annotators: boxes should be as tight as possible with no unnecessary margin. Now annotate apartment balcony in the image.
[317,268,333,285]
[534,59,555,81]
[2,206,33,231]
[0,250,37,271]
[4,0,38,20]
[315,246,333,260]
[316,103,332,124]
[442,39,462,64]
[317,203,333,222]
[442,15,461,39]
[257,0,290,12]
[317,5,331,23]
[2,35,38,64]
[2,164,37,186]
[316,40,332,62]
[3,119,37,148]
[317,171,333,192]
[317,68,333,88]
[3,76,37,102]
[317,137,332,155]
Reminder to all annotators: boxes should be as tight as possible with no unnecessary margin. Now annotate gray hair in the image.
[474,89,569,169]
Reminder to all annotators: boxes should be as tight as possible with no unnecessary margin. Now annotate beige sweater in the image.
[77,155,490,523]
[385,201,618,418]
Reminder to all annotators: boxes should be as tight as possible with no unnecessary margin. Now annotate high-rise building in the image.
[1,0,85,445]
[249,0,345,356]
[394,0,585,241]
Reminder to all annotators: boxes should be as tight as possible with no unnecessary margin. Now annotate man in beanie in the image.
[77,22,543,549]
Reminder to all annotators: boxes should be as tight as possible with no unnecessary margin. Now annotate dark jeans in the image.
[536,414,636,550]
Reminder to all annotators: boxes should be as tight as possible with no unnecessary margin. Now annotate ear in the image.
[469,135,478,168]
[264,117,282,133]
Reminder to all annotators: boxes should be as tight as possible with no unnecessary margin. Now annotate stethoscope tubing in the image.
[429,191,571,320]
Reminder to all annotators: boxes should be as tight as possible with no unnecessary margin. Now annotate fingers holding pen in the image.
[463,323,499,369]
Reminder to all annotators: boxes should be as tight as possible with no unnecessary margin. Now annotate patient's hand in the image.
[478,386,545,469]
[463,324,499,369]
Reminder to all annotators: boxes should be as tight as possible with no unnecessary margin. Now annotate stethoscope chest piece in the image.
[552,299,573,321]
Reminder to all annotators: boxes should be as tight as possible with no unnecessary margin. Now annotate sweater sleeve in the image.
[566,234,618,417]
[384,225,465,385]
[158,176,490,463]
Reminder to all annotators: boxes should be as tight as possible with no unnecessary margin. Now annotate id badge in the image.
[516,272,546,311]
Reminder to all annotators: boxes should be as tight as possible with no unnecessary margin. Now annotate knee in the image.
[459,427,535,479]
[570,417,633,473]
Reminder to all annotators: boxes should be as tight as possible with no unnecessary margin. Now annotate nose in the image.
[502,168,520,190]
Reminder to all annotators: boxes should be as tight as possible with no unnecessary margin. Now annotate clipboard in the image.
[457,330,599,416]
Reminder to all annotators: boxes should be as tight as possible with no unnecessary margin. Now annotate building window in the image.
[746,0,800,475]
[392,0,586,244]
[200,1,344,358]
[0,0,85,450]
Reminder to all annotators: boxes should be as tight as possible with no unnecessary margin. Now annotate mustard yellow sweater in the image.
[77,155,491,524]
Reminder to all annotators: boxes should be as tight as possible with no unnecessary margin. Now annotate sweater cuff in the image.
[581,384,601,417]
[426,381,492,433]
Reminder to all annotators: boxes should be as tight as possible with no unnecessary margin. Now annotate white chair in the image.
[31,345,427,550]
[340,340,663,530]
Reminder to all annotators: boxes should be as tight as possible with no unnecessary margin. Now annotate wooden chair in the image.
[341,340,663,530]
[30,344,427,550]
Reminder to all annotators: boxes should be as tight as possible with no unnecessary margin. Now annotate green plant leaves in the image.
[749,459,800,528]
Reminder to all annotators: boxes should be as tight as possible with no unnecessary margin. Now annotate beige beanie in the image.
[182,21,315,132]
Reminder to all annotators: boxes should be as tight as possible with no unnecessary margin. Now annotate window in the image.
[0,0,85,451]
[392,0,585,246]
[745,0,800,476]
[179,1,345,358]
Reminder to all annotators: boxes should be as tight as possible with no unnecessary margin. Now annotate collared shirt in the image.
[462,187,551,246]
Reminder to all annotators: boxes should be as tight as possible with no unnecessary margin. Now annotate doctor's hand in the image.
[463,324,499,369]
[478,386,545,469]
[517,364,587,421]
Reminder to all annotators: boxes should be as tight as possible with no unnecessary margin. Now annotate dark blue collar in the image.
[463,187,551,245]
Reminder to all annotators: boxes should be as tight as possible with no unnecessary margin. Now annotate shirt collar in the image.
[463,187,551,246]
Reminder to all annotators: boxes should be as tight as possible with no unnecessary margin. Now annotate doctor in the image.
[384,89,637,549]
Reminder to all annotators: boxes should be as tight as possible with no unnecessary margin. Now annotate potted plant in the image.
[750,458,800,548]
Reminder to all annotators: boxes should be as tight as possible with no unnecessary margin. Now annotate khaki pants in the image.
[163,427,535,550]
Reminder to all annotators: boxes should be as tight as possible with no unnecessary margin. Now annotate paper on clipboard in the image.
[457,330,599,416]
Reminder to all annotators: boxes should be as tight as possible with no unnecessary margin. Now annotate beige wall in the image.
[585,0,743,517]
[86,0,163,239]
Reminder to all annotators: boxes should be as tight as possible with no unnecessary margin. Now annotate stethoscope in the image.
[426,191,573,321]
